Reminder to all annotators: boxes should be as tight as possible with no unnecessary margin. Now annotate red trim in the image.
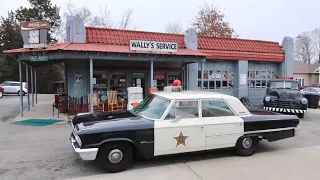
[94,66,182,71]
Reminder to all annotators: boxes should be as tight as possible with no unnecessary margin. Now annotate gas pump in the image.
[127,87,143,110]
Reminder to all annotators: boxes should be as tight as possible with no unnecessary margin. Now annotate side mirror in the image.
[171,116,181,123]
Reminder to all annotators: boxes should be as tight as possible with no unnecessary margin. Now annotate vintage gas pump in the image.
[127,87,143,110]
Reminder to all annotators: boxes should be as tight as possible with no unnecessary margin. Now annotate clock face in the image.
[28,30,40,44]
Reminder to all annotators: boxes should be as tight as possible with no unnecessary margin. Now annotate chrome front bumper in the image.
[70,135,98,161]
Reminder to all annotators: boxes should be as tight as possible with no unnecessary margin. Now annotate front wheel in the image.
[0,91,3,98]
[235,136,259,156]
[96,142,133,173]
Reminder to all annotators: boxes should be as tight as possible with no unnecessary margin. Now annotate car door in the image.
[154,100,206,156]
[200,99,244,150]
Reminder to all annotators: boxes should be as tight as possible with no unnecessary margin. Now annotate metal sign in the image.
[130,40,178,53]
[23,43,46,49]
[20,20,51,30]
[30,55,49,61]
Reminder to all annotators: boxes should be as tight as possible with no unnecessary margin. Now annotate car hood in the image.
[269,89,302,100]
[74,110,153,134]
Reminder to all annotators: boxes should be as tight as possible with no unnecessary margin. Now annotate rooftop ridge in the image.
[198,35,281,44]
[85,26,185,37]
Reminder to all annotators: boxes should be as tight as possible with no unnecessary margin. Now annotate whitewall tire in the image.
[235,136,259,156]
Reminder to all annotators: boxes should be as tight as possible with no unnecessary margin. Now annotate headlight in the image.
[265,96,271,102]
[301,98,308,104]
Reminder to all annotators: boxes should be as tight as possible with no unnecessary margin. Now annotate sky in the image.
[1,0,319,43]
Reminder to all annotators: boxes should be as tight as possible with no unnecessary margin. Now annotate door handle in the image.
[196,126,204,129]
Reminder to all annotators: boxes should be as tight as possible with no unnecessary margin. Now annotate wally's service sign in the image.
[130,40,178,53]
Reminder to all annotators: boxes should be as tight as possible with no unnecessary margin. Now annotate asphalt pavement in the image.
[0,110,320,180]
[0,95,28,122]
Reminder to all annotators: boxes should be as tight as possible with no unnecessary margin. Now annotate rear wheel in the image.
[235,136,259,156]
[18,91,25,96]
[96,142,133,173]
[0,91,3,98]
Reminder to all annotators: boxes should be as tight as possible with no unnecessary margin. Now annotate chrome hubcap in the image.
[242,138,252,149]
[108,149,123,164]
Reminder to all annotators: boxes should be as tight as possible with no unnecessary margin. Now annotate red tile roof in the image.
[198,36,284,54]
[4,27,285,62]
[85,27,284,61]
[86,27,186,48]
[3,43,206,57]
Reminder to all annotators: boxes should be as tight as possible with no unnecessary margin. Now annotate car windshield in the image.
[270,81,299,90]
[132,94,171,120]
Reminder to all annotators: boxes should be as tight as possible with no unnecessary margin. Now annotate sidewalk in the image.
[11,94,70,123]
[66,145,320,180]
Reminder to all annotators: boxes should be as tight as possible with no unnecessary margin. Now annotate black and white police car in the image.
[70,86,299,173]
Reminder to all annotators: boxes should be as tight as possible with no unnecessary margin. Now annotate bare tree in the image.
[165,21,183,34]
[294,32,314,64]
[310,28,320,63]
[118,9,134,29]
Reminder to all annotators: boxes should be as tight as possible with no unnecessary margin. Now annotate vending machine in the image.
[127,87,143,110]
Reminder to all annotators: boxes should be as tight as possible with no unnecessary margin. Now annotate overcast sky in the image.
[1,0,319,43]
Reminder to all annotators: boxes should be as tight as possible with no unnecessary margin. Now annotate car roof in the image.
[152,90,251,116]
[153,90,234,100]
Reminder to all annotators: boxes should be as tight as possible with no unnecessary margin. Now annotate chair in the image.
[52,95,68,118]
[107,91,118,111]
[88,93,104,112]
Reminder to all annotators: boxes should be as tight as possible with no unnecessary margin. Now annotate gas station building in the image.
[4,16,294,115]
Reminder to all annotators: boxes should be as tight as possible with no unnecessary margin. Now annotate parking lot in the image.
[0,95,28,122]
[0,95,320,180]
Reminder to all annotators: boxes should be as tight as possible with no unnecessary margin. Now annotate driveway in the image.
[0,95,27,122]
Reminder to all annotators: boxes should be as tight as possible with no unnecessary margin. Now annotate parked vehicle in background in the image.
[301,87,320,95]
[311,83,320,87]
[263,79,308,118]
[0,85,3,98]
[0,81,28,96]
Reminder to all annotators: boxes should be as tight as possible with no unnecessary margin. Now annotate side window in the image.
[2,82,9,86]
[165,100,199,119]
[11,83,20,86]
[311,88,316,93]
[201,100,235,117]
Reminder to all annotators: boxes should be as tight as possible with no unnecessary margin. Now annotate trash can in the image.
[304,94,320,109]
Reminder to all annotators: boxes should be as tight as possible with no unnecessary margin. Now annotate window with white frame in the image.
[296,78,304,86]
[247,70,277,88]
[197,70,234,89]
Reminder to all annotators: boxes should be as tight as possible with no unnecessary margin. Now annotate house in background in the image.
[293,60,320,86]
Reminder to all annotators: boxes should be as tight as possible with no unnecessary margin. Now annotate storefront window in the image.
[93,71,108,94]
[248,70,277,88]
[153,73,165,91]
[109,72,127,93]
[198,70,234,89]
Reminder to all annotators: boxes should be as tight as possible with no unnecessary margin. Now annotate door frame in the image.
[199,98,244,150]
[154,99,206,156]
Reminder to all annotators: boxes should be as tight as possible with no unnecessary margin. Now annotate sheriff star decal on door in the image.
[174,131,189,147]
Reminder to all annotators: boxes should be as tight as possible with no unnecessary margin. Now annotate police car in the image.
[70,86,299,173]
